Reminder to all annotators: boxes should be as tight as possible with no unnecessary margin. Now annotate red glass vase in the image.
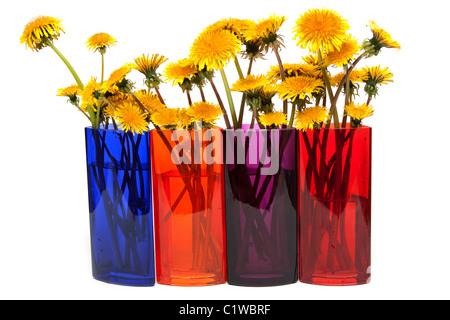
[150,128,226,286]
[298,124,371,286]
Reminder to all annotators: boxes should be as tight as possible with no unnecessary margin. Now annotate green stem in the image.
[186,90,192,106]
[237,58,254,128]
[273,46,288,117]
[317,50,339,128]
[87,104,97,128]
[333,53,365,107]
[210,78,231,129]
[234,56,244,79]
[46,40,84,90]
[199,85,206,102]
[219,68,238,128]
[288,102,296,128]
[342,64,351,128]
[46,39,97,126]
[129,92,147,113]
[101,52,105,84]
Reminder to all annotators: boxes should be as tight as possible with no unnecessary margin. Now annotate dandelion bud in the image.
[364,83,378,96]
[362,39,379,57]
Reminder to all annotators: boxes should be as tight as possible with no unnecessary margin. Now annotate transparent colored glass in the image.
[299,124,371,286]
[224,127,298,286]
[85,127,154,286]
[150,128,226,286]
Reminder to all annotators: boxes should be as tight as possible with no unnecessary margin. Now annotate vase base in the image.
[157,271,226,287]
[93,273,155,287]
[300,272,370,286]
[228,273,298,287]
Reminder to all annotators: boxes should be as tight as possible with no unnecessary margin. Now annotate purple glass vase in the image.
[224,126,298,286]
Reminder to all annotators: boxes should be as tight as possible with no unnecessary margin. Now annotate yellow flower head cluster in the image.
[133,91,166,115]
[187,102,222,125]
[132,54,168,80]
[20,16,65,51]
[86,32,117,53]
[267,63,321,83]
[81,77,102,111]
[190,29,241,71]
[243,14,287,50]
[164,58,198,87]
[101,63,133,94]
[363,65,394,96]
[231,74,269,93]
[204,18,255,42]
[294,106,330,131]
[150,108,180,128]
[344,102,374,121]
[363,21,401,56]
[114,101,149,135]
[277,76,324,102]
[363,65,394,85]
[177,108,194,129]
[57,84,80,106]
[57,84,80,98]
[29,8,400,132]
[259,111,288,128]
[323,35,360,67]
[293,9,350,53]
[329,69,366,87]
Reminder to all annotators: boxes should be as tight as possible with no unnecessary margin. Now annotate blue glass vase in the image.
[85,126,155,286]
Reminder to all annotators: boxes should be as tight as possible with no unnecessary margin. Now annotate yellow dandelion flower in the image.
[293,8,350,53]
[189,29,241,71]
[151,108,180,128]
[132,54,168,79]
[323,35,360,67]
[20,16,64,51]
[267,63,321,83]
[114,101,149,135]
[57,84,80,98]
[363,65,393,96]
[261,84,278,98]
[81,77,102,111]
[163,58,198,87]
[259,111,288,127]
[277,76,324,102]
[230,74,269,93]
[107,91,131,106]
[344,102,374,121]
[187,102,223,125]
[57,84,80,105]
[294,106,330,131]
[243,14,287,50]
[329,69,366,87]
[363,66,394,85]
[86,32,117,52]
[133,91,166,115]
[302,54,321,67]
[103,104,116,119]
[363,21,401,56]
[101,63,133,94]
[205,18,255,42]
[103,91,130,118]
[177,108,194,129]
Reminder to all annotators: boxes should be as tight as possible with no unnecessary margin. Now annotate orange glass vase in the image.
[150,128,226,286]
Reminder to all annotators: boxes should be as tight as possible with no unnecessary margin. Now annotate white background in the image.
[1,0,449,300]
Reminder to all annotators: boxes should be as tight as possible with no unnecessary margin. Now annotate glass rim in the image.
[223,127,297,132]
[150,126,223,133]
[85,126,149,135]
[301,124,372,131]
